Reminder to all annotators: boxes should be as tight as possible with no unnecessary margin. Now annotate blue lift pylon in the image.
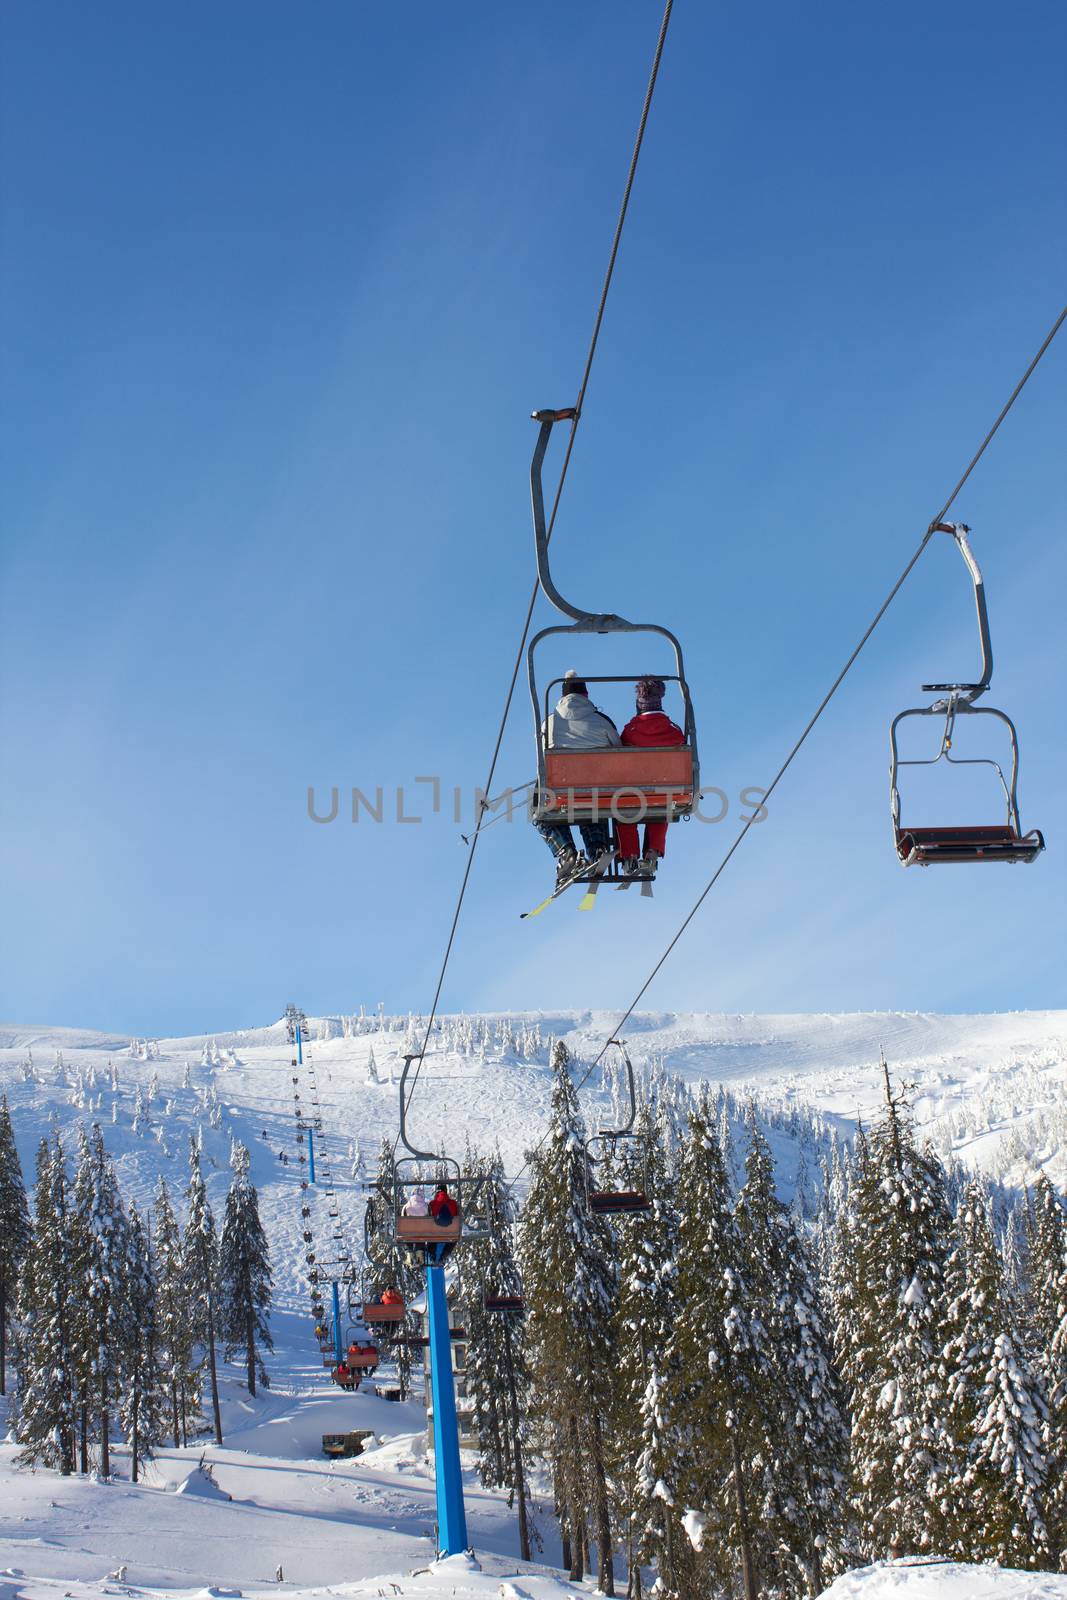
[426,1258,468,1556]
[331,1279,343,1366]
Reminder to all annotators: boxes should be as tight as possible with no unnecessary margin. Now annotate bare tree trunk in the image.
[557,1485,572,1575]
[79,1402,89,1475]
[205,1295,223,1446]
[99,1373,110,1477]
[0,1278,7,1395]
[180,1381,188,1447]
[729,1429,758,1600]
[567,1415,585,1581]
[246,1308,256,1397]
[502,1323,531,1562]
[589,1407,615,1595]
[131,1383,140,1484]
[171,1380,180,1449]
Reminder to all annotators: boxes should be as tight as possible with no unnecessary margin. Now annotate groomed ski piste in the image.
[1,1008,1065,1600]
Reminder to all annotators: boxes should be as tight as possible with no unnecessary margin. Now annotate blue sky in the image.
[1,1,1064,1036]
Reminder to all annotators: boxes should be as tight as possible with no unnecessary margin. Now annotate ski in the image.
[520,849,614,919]
[577,852,614,911]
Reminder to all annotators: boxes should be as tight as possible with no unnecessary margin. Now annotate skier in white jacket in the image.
[537,670,620,883]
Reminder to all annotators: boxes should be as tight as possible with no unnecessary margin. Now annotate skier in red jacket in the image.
[615,677,685,875]
[429,1184,459,1225]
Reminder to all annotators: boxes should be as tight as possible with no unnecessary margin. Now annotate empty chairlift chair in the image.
[889,524,1044,867]
[585,1040,652,1216]
[484,1293,525,1315]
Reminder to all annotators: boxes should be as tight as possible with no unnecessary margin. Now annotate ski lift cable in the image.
[506,297,1067,1193]
[395,0,676,1150]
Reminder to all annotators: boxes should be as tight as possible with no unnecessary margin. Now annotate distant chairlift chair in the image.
[889,523,1044,866]
[585,1039,652,1215]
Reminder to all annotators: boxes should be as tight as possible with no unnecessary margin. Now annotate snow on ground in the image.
[0,1008,1064,1598]
[818,1558,1067,1599]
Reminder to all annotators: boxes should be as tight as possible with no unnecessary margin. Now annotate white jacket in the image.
[543,693,621,751]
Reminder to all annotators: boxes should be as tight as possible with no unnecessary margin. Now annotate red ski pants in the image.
[615,819,669,859]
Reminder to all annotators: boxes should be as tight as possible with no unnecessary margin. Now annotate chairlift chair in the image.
[388,1054,489,1252]
[346,1342,381,1372]
[484,1294,525,1315]
[585,1039,652,1215]
[889,524,1044,867]
[526,410,699,882]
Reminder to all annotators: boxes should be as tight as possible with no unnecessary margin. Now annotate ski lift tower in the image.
[285,1003,308,1065]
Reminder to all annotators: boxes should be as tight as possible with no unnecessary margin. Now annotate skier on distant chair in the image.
[536,669,620,885]
[615,677,685,877]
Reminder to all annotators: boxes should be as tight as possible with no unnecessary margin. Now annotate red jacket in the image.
[429,1189,459,1221]
[621,711,684,748]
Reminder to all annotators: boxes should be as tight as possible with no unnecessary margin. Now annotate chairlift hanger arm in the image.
[925,523,992,704]
[530,409,630,628]
[398,1054,444,1163]
[597,1038,638,1137]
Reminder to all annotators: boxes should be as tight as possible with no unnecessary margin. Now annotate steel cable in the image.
[507,298,1067,1191]
[397,0,676,1143]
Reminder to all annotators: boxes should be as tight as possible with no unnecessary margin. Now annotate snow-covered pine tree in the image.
[184,1139,223,1445]
[942,1180,1050,1566]
[70,1123,129,1476]
[14,1133,77,1473]
[609,1100,680,1599]
[119,1202,170,1481]
[153,1176,199,1446]
[1027,1175,1066,1369]
[218,1142,273,1396]
[664,1088,759,1600]
[455,1149,536,1561]
[0,1094,30,1395]
[1030,1180,1067,1561]
[840,1063,953,1558]
[519,1040,617,1593]
[734,1117,848,1598]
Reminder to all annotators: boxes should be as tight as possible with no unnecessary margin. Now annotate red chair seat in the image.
[363,1303,406,1323]
[541,747,694,820]
[397,1213,461,1242]
[589,1190,652,1215]
[896,825,1044,865]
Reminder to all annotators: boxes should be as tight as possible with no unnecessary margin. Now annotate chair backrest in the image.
[542,746,694,817]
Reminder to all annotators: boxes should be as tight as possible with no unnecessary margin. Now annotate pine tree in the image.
[119,1202,170,1481]
[0,1094,30,1395]
[1032,1181,1067,1562]
[218,1143,273,1396]
[14,1134,77,1473]
[942,1181,1050,1565]
[520,1040,617,1593]
[154,1177,199,1446]
[610,1101,680,1599]
[70,1124,130,1476]
[734,1118,848,1597]
[184,1139,223,1445]
[455,1149,536,1561]
[664,1090,759,1600]
[840,1064,953,1558]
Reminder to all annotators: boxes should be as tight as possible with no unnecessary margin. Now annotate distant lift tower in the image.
[285,1003,308,1065]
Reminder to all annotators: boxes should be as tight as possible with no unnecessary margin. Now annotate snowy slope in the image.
[819,1560,1067,1599]
[0,1009,1064,1599]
